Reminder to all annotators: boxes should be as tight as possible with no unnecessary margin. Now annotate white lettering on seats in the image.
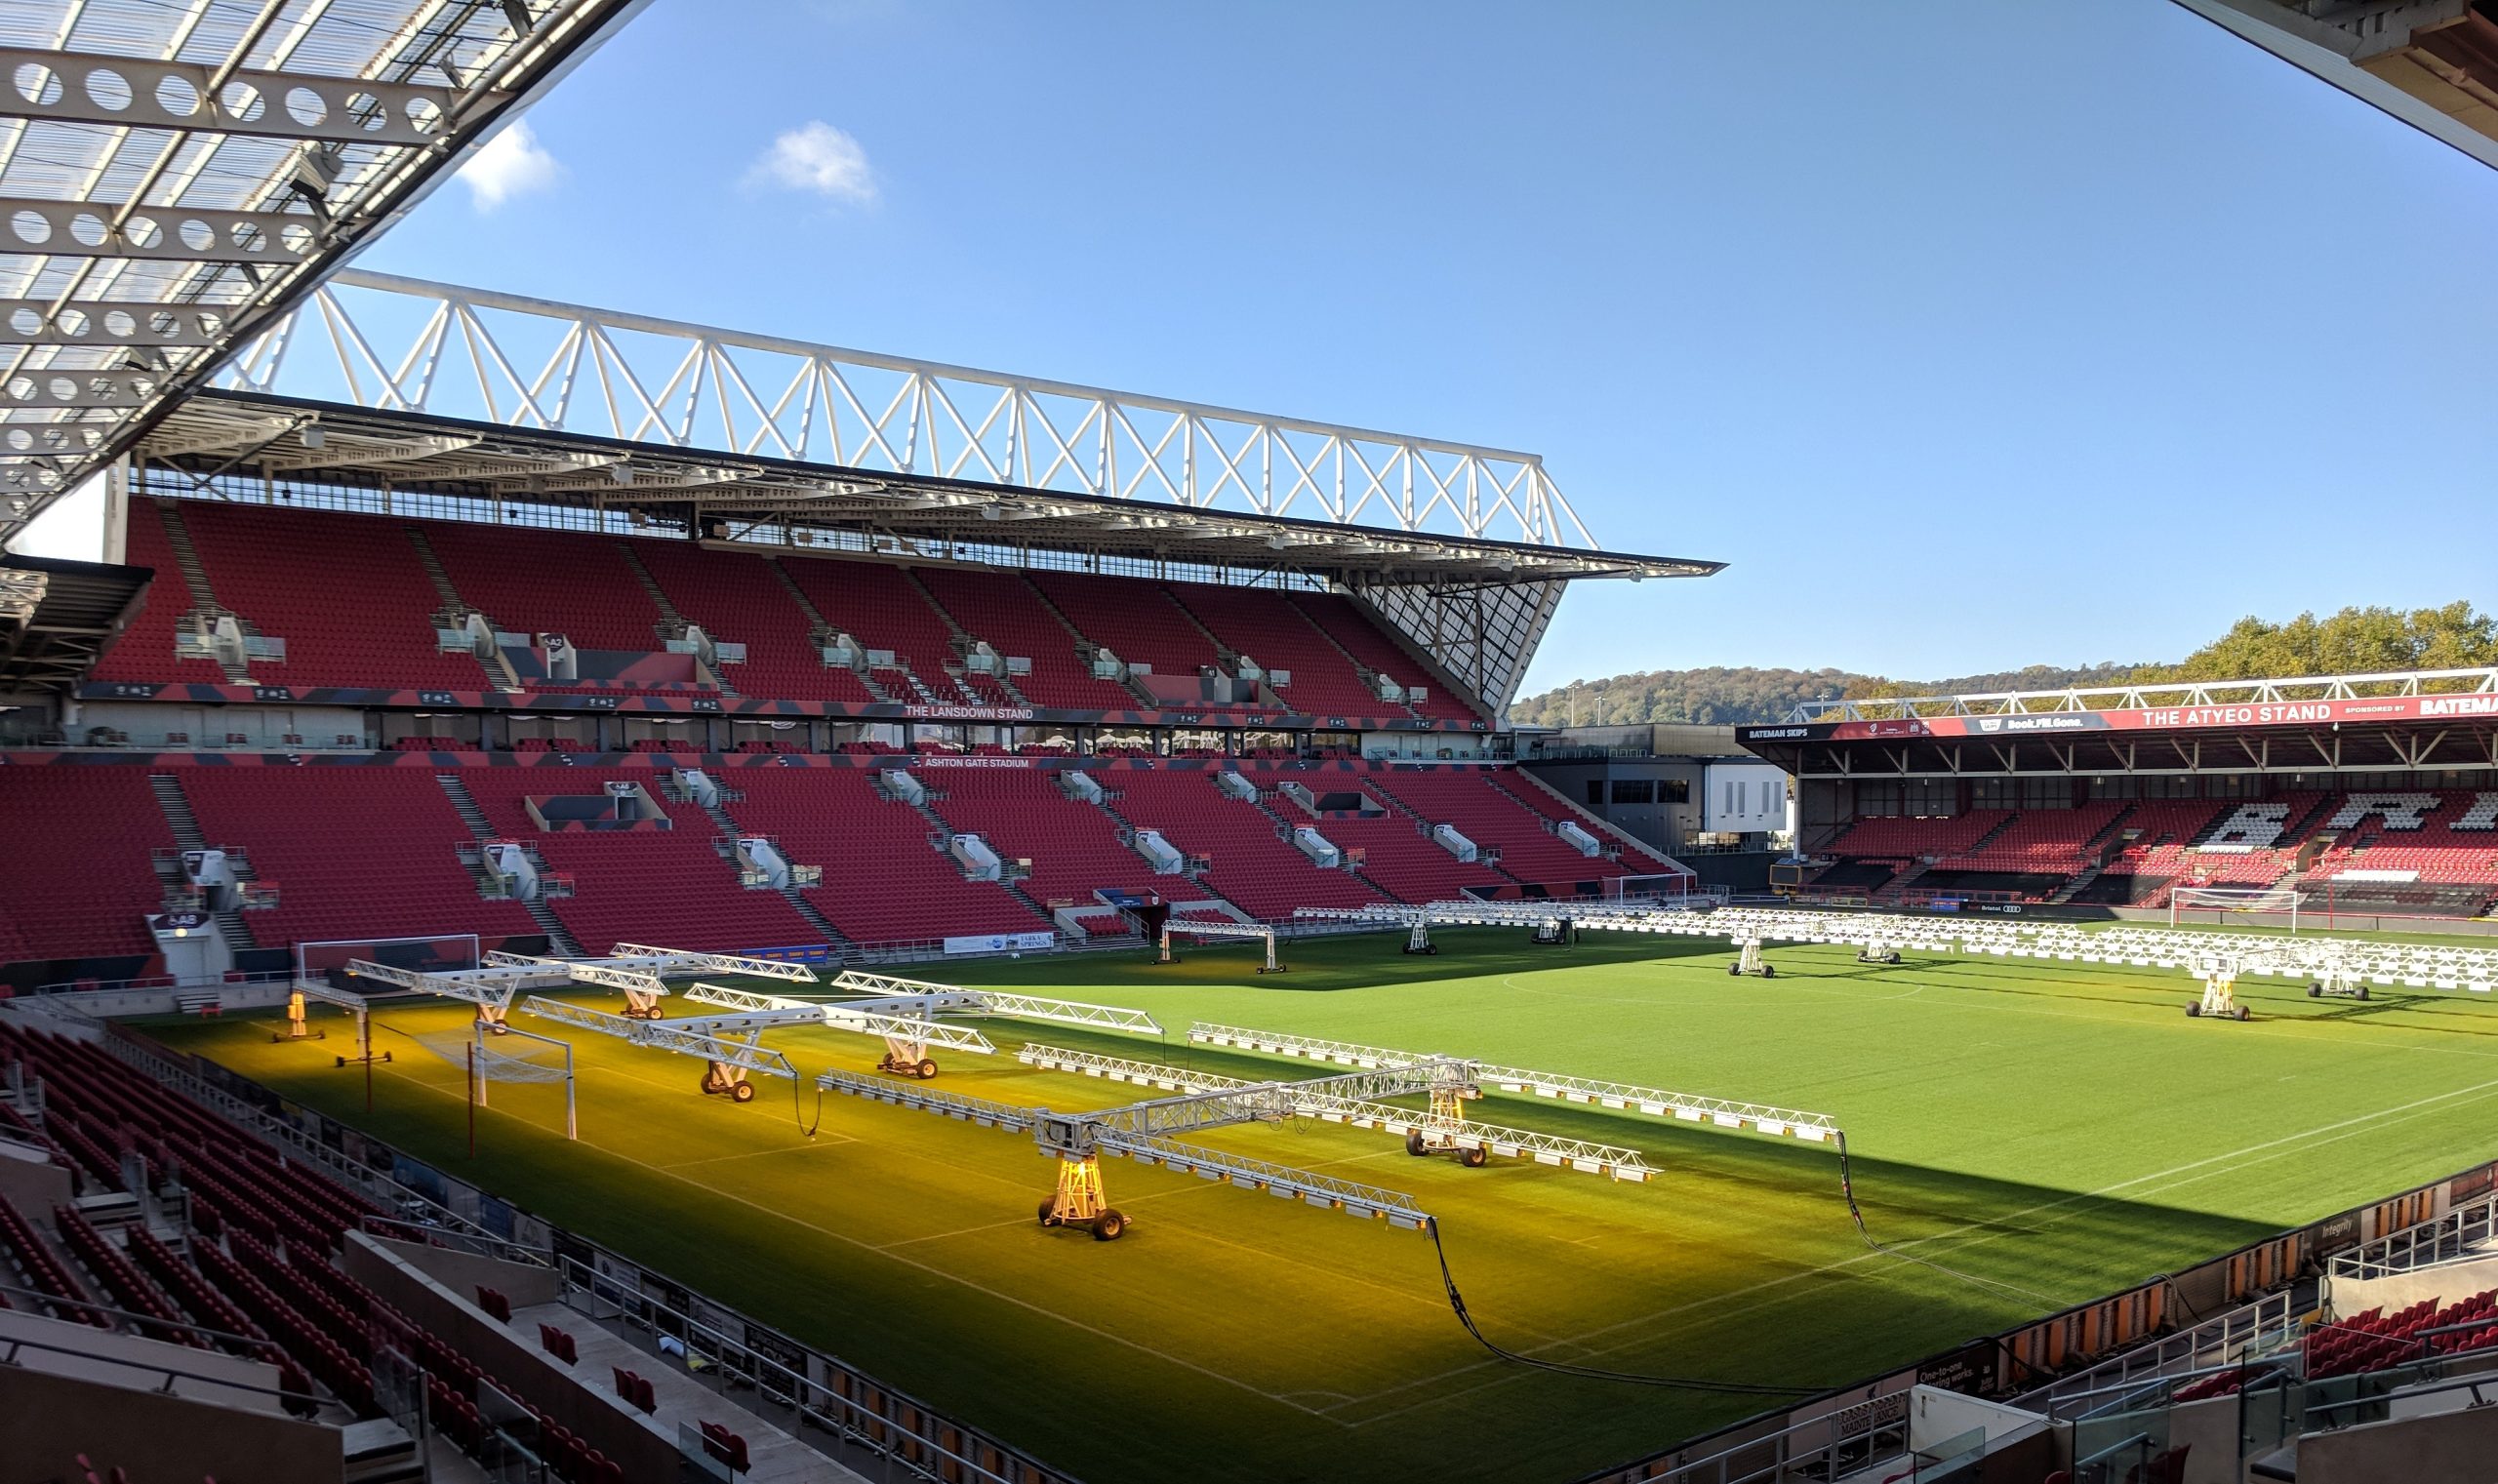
[2325,792,2438,832]
[2201,803,2290,851]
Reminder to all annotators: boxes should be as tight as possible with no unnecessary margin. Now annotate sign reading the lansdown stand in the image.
[1738,693,2498,745]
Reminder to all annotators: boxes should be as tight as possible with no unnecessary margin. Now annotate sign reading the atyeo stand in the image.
[1739,692,2498,745]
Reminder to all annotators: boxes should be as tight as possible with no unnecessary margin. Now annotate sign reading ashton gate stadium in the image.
[1740,692,2498,744]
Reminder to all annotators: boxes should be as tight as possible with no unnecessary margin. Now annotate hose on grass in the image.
[1835,1132,2061,1308]
[796,1079,825,1140]
[1424,1218,1820,1395]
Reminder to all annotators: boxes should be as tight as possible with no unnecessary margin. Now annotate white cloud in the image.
[458,119,562,211]
[745,120,877,205]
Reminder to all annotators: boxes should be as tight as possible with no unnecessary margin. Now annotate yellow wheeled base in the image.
[1038,1156,1128,1241]
[271,990,327,1043]
[699,1061,758,1103]
[2187,971,2251,1022]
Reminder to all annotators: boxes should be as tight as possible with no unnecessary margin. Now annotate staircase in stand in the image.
[764,557,893,702]
[909,785,1055,920]
[1283,593,1424,719]
[406,528,523,693]
[896,571,1030,707]
[695,789,852,954]
[145,773,259,950]
[1022,576,1152,707]
[152,501,255,683]
[434,773,583,956]
[1083,778,1247,914]
[614,543,740,699]
[1368,777,1527,889]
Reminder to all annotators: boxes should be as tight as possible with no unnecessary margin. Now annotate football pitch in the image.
[142,927,2498,1484]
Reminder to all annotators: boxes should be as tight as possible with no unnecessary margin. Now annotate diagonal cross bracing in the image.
[812,1070,1040,1132]
[608,944,819,981]
[519,996,797,1081]
[1189,1023,1839,1143]
[675,983,998,1055]
[1103,1133,1432,1228]
[1017,1046,1652,1180]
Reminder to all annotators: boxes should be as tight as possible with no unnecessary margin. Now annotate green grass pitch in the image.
[139,928,2498,1484]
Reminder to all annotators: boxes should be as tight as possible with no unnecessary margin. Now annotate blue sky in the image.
[24,0,2498,695]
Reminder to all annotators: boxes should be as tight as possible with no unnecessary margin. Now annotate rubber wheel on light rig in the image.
[730,1081,756,1103]
[1092,1209,1127,1241]
[1460,1146,1489,1169]
[1405,1131,1429,1157]
[914,1059,939,1079]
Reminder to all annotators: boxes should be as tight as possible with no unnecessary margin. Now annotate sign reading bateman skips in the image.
[1738,693,2498,744]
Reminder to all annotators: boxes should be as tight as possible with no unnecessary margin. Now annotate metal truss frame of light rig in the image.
[0,0,652,544]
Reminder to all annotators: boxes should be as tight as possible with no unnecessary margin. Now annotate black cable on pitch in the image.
[1425,1218,1820,1395]
[1834,1132,2059,1307]
[796,1080,826,1139]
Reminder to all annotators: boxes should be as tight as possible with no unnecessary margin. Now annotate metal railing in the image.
[559,1255,1068,1484]
[2015,1290,2298,1419]
[2328,1191,2498,1281]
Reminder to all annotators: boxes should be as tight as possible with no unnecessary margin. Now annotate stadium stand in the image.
[625,538,876,702]
[456,769,824,953]
[84,502,234,686]
[914,767,1174,911]
[720,767,1052,944]
[0,768,177,960]
[420,520,667,659]
[1365,769,1669,889]
[912,565,1136,710]
[171,502,487,691]
[179,768,542,948]
[1102,769,1386,918]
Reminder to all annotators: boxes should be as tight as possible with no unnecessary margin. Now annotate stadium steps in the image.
[1281,593,1423,719]
[404,528,525,693]
[894,569,1033,707]
[692,791,856,955]
[611,542,741,699]
[433,774,584,957]
[1078,777,1253,919]
[1362,775,1531,891]
[145,773,259,951]
[907,784,1058,919]
[151,501,257,683]
[1020,575,1157,708]
[1496,768,1696,880]
[762,556,894,702]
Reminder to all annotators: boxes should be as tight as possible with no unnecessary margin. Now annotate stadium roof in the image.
[0,0,651,548]
[139,386,1723,587]
[0,547,144,695]
[2174,0,2498,171]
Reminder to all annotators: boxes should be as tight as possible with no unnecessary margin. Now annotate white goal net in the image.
[2169,884,2304,929]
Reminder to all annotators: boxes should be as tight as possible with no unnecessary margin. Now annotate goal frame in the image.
[2169,885,2303,932]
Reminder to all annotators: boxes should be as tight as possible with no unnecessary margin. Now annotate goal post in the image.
[1603,872,1695,905]
[296,933,481,987]
[2169,885,2303,932]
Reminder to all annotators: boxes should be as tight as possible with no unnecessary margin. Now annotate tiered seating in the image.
[179,769,539,948]
[1027,574,1254,706]
[86,502,227,686]
[1821,812,2012,861]
[51,1203,201,1347]
[0,768,175,960]
[720,769,1051,944]
[917,769,1169,908]
[172,503,485,690]
[1314,808,1504,903]
[1480,770,1685,874]
[458,770,823,953]
[1290,592,1480,721]
[1364,770,1656,888]
[2299,1290,2498,1381]
[1168,582,1382,716]
[2310,791,2498,886]
[628,540,875,702]
[0,1189,101,1325]
[420,522,666,657]
[911,566,1134,709]
[776,558,960,702]
[1103,770,1382,918]
[1933,802,2129,874]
